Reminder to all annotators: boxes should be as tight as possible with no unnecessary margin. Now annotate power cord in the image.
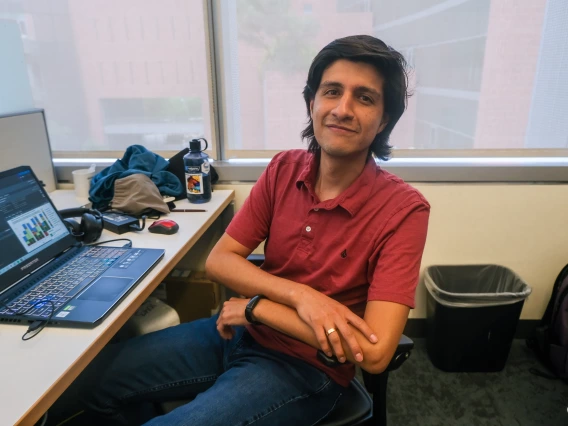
[2,240,133,341]
[55,410,85,426]
[0,299,55,341]
[36,411,48,426]
[86,238,133,248]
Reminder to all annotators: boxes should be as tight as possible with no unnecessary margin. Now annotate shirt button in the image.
[305,226,312,232]
[314,208,319,212]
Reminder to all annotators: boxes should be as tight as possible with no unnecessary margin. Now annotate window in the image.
[217,0,568,158]
[1,0,568,172]
[0,0,213,157]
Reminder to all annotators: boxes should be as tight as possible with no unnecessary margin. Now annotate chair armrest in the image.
[361,334,414,394]
[386,334,414,372]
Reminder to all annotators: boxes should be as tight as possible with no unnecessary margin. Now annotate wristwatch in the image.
[245,294,266,325]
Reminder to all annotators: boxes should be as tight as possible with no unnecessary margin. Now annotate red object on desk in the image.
[148,219,179,235]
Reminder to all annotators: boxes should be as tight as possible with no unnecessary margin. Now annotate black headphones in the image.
[58,208,104,244]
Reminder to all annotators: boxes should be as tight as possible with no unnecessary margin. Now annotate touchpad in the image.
[77,277,134,302]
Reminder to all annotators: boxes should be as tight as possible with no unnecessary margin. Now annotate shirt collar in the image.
[296,152,378,217]
[296,152,318,192]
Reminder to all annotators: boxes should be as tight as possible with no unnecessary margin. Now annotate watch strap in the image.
[245,294,266,325]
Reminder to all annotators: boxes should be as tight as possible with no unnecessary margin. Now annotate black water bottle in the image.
[183,138,212,203]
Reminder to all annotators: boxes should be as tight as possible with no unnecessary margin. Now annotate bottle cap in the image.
[189,139,202,152]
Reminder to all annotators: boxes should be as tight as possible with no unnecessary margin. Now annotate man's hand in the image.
[293,286,378,363]
[216,297,250,339]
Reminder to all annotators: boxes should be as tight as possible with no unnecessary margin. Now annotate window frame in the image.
[49,0,568,184]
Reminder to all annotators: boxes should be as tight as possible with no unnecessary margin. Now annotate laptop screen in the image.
[0,166,75,295]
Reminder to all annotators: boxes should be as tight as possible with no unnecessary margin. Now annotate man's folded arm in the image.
[206,233,379,362]
[252,298,409,374]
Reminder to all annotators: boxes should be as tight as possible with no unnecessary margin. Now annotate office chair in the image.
[162,254,414,426]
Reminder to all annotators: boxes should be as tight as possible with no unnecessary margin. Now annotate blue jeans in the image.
[72,315,344,425]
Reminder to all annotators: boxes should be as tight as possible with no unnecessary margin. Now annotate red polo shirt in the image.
[226,149,430,386]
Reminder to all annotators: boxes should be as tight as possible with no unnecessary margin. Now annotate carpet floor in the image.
[383,338,568,425]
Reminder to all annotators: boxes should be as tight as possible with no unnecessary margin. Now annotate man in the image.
[55,35,429,426]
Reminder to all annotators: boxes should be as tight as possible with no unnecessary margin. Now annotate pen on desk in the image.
[171,209,207,212]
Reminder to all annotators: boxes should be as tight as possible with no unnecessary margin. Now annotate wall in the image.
[214,182,568,320]
[0,20,34,115]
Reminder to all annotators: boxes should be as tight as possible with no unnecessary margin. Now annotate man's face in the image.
[310,59,388,159]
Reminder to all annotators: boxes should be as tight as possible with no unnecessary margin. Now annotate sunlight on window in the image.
[0,0,211,153]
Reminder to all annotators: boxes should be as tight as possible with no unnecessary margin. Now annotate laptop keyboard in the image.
[0,247,128,319]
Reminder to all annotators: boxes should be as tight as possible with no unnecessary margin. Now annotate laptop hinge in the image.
[27,257,56,277]
[0,257,56,298]
[0,273,31,297]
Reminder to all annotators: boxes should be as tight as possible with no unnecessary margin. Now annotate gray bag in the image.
[110,174,170,216]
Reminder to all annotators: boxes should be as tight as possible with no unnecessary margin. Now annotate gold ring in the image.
[326,328,337,336]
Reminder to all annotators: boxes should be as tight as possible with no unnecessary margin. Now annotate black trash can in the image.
[425,264,532,372]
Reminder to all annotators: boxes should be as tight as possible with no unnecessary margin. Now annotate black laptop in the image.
[0,166,165,327]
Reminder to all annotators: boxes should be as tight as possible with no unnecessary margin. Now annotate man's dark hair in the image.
[301,35,410,161]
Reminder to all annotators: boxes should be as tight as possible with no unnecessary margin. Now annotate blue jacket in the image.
[89,145,183,209]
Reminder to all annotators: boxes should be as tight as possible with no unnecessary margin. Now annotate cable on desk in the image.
[86,238,133,248]
[1,240,133,341]
[0,299,55,341]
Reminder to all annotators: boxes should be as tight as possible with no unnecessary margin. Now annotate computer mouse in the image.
[148,219,179,235]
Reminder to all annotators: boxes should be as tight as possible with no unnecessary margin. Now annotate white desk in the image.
[0,190,235,426]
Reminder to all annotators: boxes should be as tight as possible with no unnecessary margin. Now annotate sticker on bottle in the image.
[185,173,203,194]
[201,160,210,174]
